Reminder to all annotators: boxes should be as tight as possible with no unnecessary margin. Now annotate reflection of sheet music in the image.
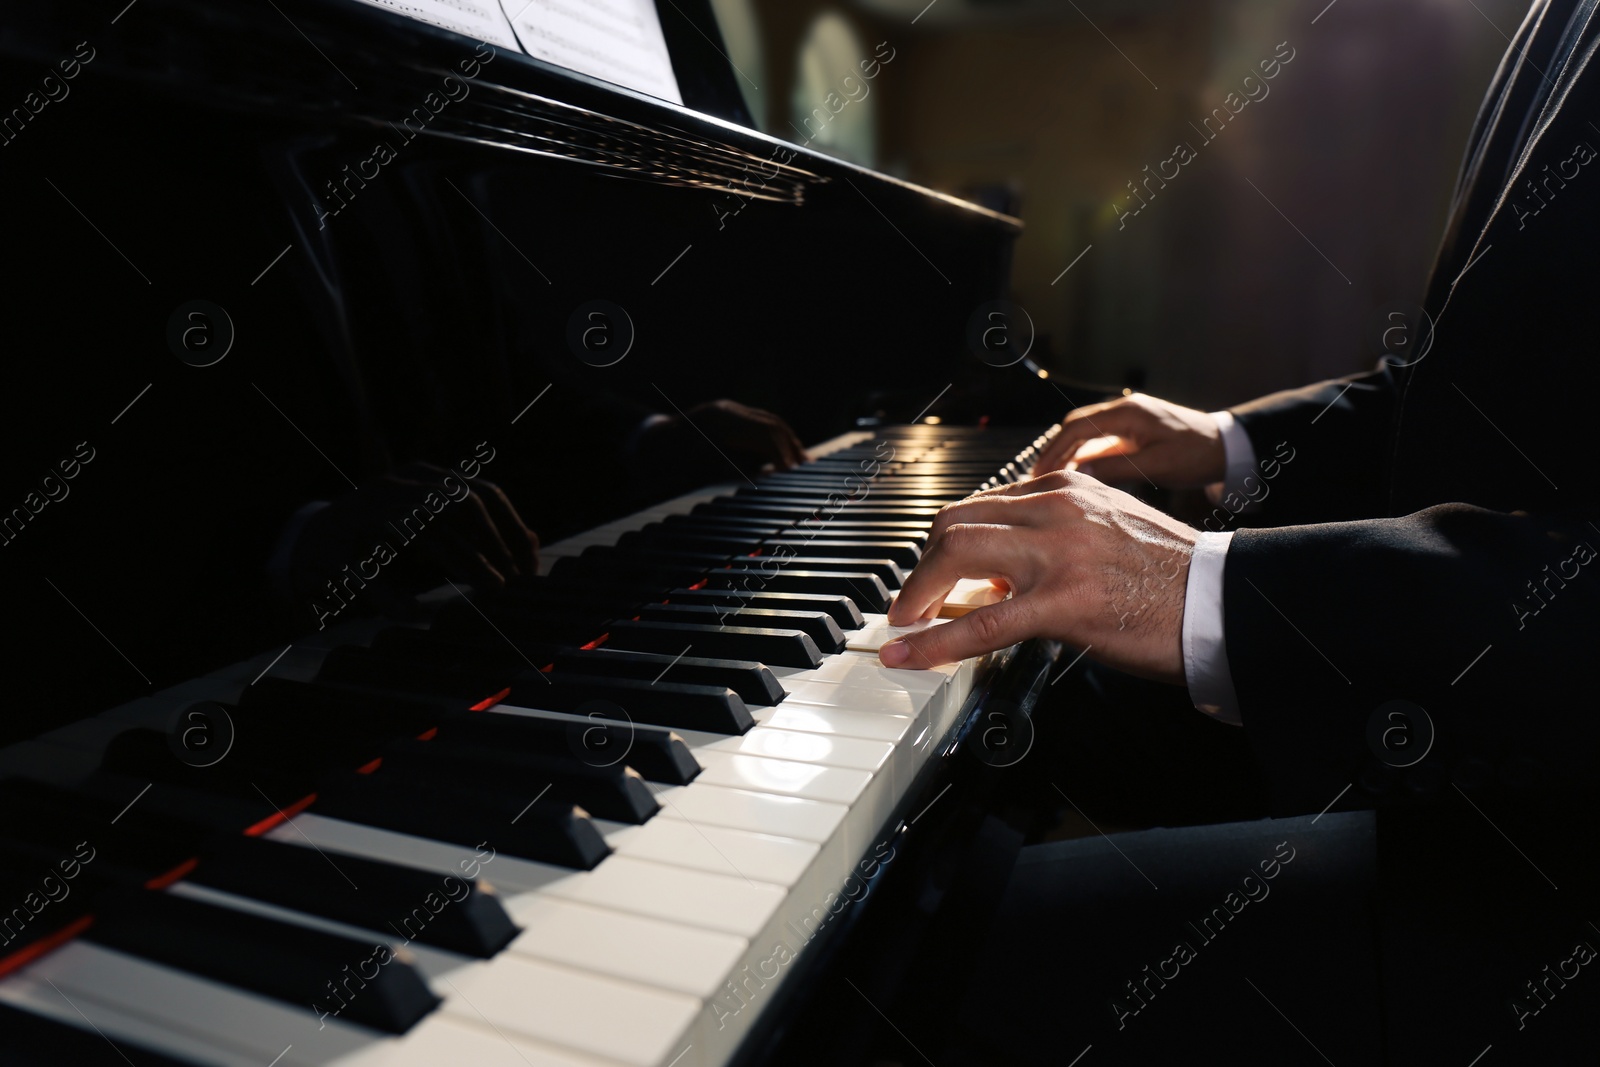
[347,0,521,49]
[502,0,683,104]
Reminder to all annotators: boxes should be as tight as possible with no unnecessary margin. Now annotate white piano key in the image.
[675,726,894,775]
[769,651,952,694]
[542,855,785,940]
[650,783,847,843]
[2,940,380,1065]
[651,771,883,881]
[689,751,872,808]
[438,954,700,1067]
[752,702,916,745]
[501,896,747,1001]
[671,721,912,821]
[843,613,949,653]
[744,709,915,803]
[332,1016,629,1067]
[769,683,939,758]
[611,817,820,888]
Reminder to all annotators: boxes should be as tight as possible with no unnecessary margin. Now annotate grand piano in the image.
[0,2,1073,1063]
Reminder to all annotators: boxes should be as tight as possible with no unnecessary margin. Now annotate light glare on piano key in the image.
[844,614,949,653]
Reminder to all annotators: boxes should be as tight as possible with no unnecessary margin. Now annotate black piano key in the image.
[435,708,700,786]
[729,554,905,588]
[649,516,787,537]
[189,836,518,958]
[240,678,447,735]
[368,626,555,671]
[546,554,701,588]
[754,482,968,497]
[0,781,518,959]
[318,645,514,705]
[0,794,195,884]
[376,738,658,825]
[696,501,939,522]
[0,844,104,957]
[659,513,931,540]
[577,545,735,570]
[734,493,951,511]
[0,1004,201,1067]
[662,587,864,630]
[98,726,344,802]
[763,538,922,569]
[242,674,702,784]
[623,529,923,570]
[665,514,931,534]
[315,772,610,870]
[552,648,785,706]
[506,670,755,734]
[431,601,610,646]
[616,530,761,556]
[65,773,298,838]
[491,583,647,616]
[603,619,823,670]
[87,888,441,1034]
[700,569,892,613]
[635,603,845,654]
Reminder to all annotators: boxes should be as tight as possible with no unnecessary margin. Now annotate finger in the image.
[469,478,539,575]
[1074,452,1152,484]
[1063,434,1132,468]
[394,461,452,483]
[424,532,505,590]
[1037,404,1141,471]
[419,534,505,591]
[888,522,1018,625]
[751,415,805,469]
[924,496,1035,551]
[443,493,521,580]
[780,427,808,468]
[955,472,1075,512]
[880,595,1037,668]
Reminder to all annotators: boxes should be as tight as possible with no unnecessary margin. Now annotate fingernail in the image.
[880,640,910,667]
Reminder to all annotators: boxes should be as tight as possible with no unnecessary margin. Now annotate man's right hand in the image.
[1034,393,1228,488]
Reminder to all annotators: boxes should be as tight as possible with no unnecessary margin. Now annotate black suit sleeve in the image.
[1226,366,1397,526]
[1223,504,1600,816]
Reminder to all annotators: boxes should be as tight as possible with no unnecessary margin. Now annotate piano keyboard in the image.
[0,423,1053,1067]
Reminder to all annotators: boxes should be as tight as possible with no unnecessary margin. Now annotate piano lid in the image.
[1,0,1020,226]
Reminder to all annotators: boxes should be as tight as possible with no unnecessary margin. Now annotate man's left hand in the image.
[879,470,1197,685]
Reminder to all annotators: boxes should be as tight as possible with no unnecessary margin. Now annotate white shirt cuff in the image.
[1203,410,1260,509]
[1182,530,1242,725]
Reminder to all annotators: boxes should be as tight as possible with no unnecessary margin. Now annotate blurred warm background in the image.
[712,0,1528,406]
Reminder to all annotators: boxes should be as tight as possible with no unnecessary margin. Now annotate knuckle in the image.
[1049,486,1087,513]
[969,608,1005,645]
[1032,470,1071,488]
[942,522,985,553]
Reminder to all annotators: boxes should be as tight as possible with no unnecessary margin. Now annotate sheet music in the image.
[348,0,521,49]
[502,0,683,105]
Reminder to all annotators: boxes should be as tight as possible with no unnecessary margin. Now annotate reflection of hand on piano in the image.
[285,461,539,618]
[879,469,1197,684]
[631,399,807,489]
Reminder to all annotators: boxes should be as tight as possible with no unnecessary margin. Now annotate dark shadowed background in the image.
[714,0,1527,405]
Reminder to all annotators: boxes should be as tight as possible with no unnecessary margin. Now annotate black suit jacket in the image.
[1218,0,1600,816]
